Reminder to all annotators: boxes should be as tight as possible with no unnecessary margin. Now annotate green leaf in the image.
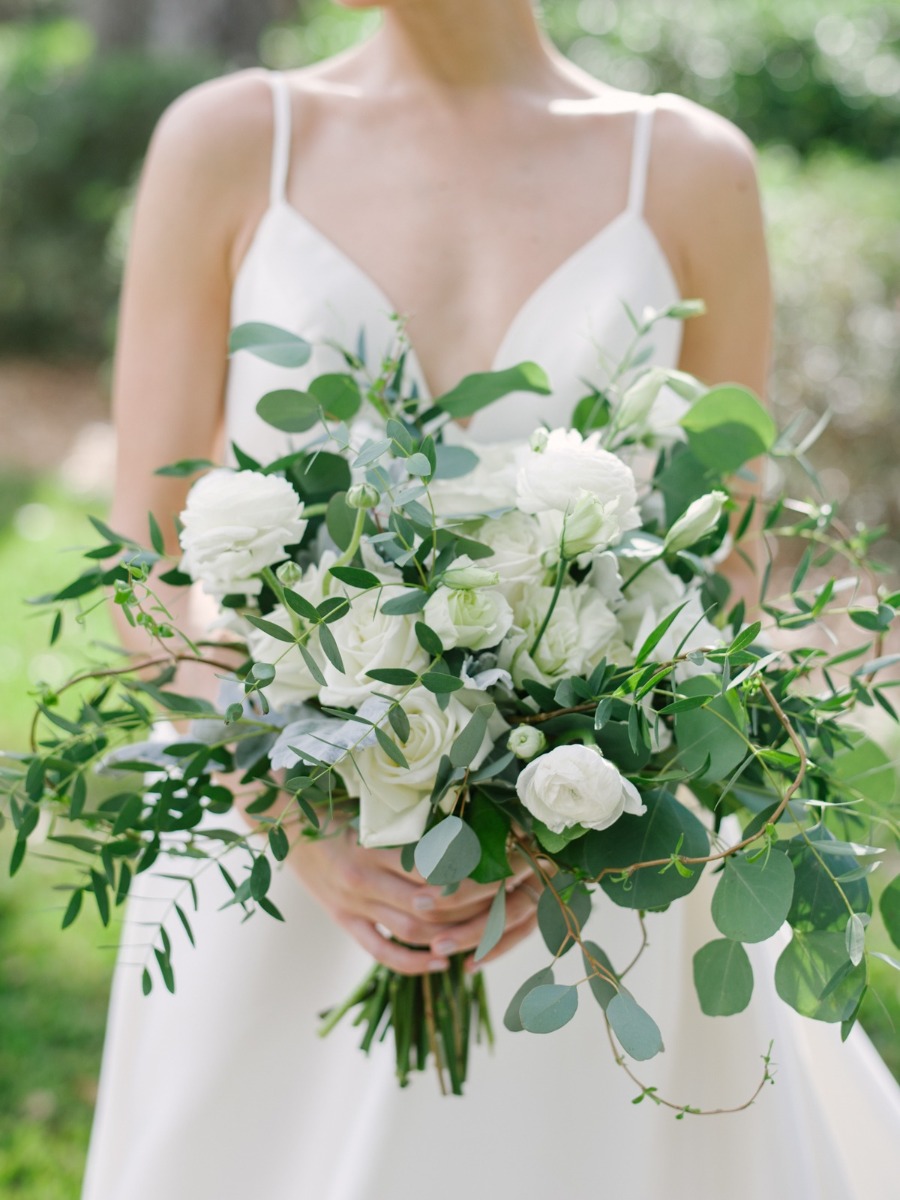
[448,705,492,769]
[435,362,551,419]
[308,373,361,420]
[154,458,215,478]
[845,913,868,966]
[672,675,748,782]
[415,621,444,657]
[712,852,795,943]
[374,727,409,768]
[244,614,297,644]
[387,704,410,744]
[582,790,709,910]
[61,889,83,930]
[466,794,512,884]
[329,566,381,590]
[366,668,419,686]
[421,671,464,694]
[693,938,754,1016]
[318,623,344,673]
[142,968,153,996]
[537,881,591,956]
[406,452,432,477]
[829,733,897,807]
[283,589,319,622]
[90,870,110,927]
[268,826,289,862]
[879,875,900,951]
[633,601,689,668]
[175,903,195,947]
[414,816,481,886]
[154,946,175,994]
[785,829,871,934]
[433,445,480,480]
[679,384,776,473]
[775,931,866,1022]
[148,511,165,555]
[519,983,578,1034]
[229,322,311,367]
[299,644,327,687]
[606,991,664,1060]
[473,885,506,963]
[326,492,357,552]
[582,941,618,1010]
[380,590,429,616]
[729,620,762,655]
[250,855,272,902]
[255,389,319,433]
[353,437,393,468]
[503,967,554,1033]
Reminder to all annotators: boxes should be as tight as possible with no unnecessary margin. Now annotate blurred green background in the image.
[0,1,898,1195]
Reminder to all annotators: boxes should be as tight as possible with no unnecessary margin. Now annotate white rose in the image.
[318,584,429,708]
[338,688,493,847]
[467,510,552,608]
[516,428,639,538]
[424,585,513,651]
[501,584,624,688]
[516,744,646,834]
[179,469,307,599]
[243,554,335,709]
[664,490,728,554]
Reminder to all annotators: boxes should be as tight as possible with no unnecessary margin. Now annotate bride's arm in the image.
[107,73,535,975]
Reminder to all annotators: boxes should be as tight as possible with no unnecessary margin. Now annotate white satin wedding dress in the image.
[82,72,900,1200]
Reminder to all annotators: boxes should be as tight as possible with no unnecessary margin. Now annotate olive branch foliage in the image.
[2,304,899,1105]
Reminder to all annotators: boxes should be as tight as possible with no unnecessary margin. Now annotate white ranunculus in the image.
[501,584,625,689]
[516,744,645,834]
[428,439,520,518]
[515,428,639,537]
[318,584,429,708]
[424,585,513,651]
[664,490,728,554]
[338,688,492,847]
[179,469,307,599]
[467,510,553,608]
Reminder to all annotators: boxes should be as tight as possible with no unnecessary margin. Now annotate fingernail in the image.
[433,938,456,956]
[428,959,449,972]
[413,894,435,912]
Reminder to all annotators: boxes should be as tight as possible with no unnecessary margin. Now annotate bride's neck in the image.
[363,0,558,91]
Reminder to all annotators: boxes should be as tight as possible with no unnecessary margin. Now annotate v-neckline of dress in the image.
[266,198,651,401]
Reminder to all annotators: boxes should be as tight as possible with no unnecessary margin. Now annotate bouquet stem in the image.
[319,957,493,1096]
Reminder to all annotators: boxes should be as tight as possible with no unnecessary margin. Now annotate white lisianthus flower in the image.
[338,688,493,847]
[179,469,307,599]
[561,490,624,558]
[318,584,429,708]
[466,510,552,608]
[501,585,624,689]
[424,585,513,651]
[664,490,728,554]
[629,591,721,681]
[507,725,547,761]
[515,428,639,539]
[516,744,645,834]
[243,553,335,710]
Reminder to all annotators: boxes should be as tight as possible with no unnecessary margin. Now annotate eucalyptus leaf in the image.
[711,852,795,943]
[503,967,554,1033]
[775,931,867,1023]
[606,991,664,1061]
[473,885,506,963]
[436,362,551,419]
[256,389,319,433]
[673,676,748,782]
[414,816,481,886]
[680,385,776,473]
[520,984,578,1034]
[881,875,900,951]
[582,941,618,1010]
[229,322,311,368]
[692,938,754,1016]
[537,882,591,956]
[448,705,492,769]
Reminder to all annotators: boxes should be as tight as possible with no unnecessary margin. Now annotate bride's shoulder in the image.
[650,93,760,197]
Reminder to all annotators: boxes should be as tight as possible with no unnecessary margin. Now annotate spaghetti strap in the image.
[266,70,292,206]
[626,96,656,216]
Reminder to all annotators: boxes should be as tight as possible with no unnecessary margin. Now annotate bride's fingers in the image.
[338,915,449,977]
[425,884,539,958]
[462,903,540,970]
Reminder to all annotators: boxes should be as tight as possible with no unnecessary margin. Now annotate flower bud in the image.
[442,563,500,590]
[664,490,728,554]
[663,299,706,321]
[615,368,667,431]
[561,492,618,558]
[346,482,381,510]
[529,428,550,453]
[507,726,547,761]
[276,560,303,586]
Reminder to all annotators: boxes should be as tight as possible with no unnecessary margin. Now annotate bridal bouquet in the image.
[3,304,898,1103]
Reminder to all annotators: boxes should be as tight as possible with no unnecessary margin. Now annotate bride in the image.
[82,2,900,1197]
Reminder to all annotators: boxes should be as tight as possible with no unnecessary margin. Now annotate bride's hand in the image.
[287,825,539,976]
